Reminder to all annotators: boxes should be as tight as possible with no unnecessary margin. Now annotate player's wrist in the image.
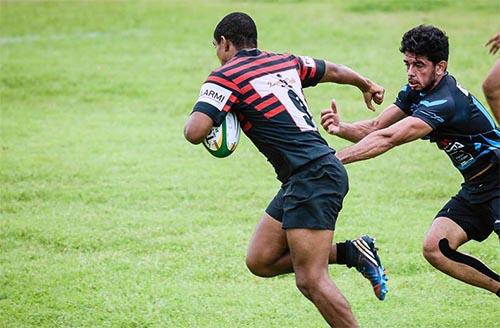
[358,78,373,93]
[336,122,348,137]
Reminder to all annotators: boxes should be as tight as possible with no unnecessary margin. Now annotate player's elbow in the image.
[378,138,397,153]
[376,130,399,149]
[183,124,205,144]
[184,112,214,144]
[389,134,405,147]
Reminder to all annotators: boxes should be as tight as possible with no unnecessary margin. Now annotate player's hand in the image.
[320,99,341,135]
[485,32,500,55]
[363,81,385,111]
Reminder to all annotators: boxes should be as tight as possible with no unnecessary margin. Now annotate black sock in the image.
[336,242,347,265]
[336,240,358,268]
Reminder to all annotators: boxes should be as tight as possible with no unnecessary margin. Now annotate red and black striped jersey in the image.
[193,48,334,182]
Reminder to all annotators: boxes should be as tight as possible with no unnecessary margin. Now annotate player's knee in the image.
[294,274,322,300]
[245,255,262,276]
[245,255,273,278]
[295,276,313,299]
[422,238,445,266]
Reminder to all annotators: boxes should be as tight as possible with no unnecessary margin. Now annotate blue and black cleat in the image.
[352,235,389,301]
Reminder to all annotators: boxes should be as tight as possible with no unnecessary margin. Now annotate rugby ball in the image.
[203,112,241,158]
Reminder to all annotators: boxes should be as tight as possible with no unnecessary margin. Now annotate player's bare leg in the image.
[246,213,388,300]
[287,228,358,327]
[483,59,500,124]
[423,217,500,294]
[246,213,292,277]
[246,213,339,277]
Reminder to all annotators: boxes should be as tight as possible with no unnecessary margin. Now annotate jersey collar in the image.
[235,48,262,58]
[422,72,449,95]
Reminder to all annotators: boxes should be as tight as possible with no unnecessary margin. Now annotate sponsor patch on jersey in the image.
[197,82,232,111]
[300,56,316,68]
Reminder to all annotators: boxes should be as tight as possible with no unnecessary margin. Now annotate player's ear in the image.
[435,60,447,76]
[220,36,230,52]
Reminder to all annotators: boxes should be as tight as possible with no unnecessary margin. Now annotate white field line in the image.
[0,29,147,46]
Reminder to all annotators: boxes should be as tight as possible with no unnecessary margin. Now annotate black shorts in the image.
[265,153,349,230]
[436,164,499,241]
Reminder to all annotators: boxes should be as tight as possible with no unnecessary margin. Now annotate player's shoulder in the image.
[442,74,473,101]
[202,63,242,90]
[260,51,297,65]
[199,71,241,99]
[398,84,411,95]
[422,86,455,109]
[427,75,459,107]
[210,50,290,76]
[395,84,416,104]
[417,91,455,120]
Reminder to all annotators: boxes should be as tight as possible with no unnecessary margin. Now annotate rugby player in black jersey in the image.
[321,25,500,297]
[184,12,387,327]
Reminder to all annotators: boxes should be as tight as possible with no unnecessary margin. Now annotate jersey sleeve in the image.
[411,98,454,130]
[192,73,240,126]
[296,56,326,88]
[394,85,413,115]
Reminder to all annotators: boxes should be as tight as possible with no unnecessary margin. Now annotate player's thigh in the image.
[429,194,496,245]
[246,212,287,263]
[286,228,333,276]
[424,216,469,250]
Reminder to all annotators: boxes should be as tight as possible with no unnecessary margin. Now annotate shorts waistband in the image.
[292,152,338,175]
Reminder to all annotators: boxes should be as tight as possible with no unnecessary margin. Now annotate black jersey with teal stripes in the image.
[192,49,334,182]
[395,73,499,180]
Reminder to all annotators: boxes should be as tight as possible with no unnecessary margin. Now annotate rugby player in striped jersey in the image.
[184,12,387,327]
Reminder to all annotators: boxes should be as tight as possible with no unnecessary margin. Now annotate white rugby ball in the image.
[203,112,241,158]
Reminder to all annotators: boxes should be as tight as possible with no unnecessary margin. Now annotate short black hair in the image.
[400,25,449,64]
[213,12,257,49]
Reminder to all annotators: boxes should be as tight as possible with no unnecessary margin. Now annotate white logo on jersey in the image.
[197,82,232,111]
[442,141,474,168]
[300,56,316,68]
[443,141,464,152]
[250,69,317,131]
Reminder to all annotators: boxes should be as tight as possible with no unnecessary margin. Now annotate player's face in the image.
[403,52,441,91]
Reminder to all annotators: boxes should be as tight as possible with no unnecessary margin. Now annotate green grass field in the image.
[1,1,499,327]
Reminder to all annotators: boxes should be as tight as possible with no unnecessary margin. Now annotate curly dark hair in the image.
[400,25,449,64]
[213,12,257,49]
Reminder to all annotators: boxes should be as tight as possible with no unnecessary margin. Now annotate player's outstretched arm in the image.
[320,101,407,143]
[184,112,214,144]
[335,116,432,164]
[320,61,384,111]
